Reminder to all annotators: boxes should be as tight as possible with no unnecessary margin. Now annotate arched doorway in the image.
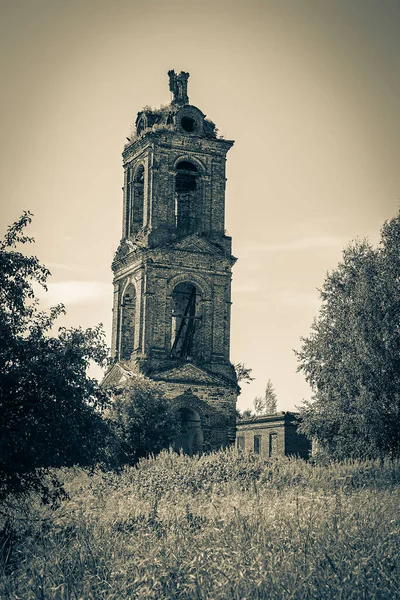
[174,407,203,456]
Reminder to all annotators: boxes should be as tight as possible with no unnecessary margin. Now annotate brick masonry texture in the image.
[104,72,239,452]
[104,73,313,458]
[236,413,312,458]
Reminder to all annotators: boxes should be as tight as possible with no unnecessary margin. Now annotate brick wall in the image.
[236,413,311,458]
[109,89,238,453]
[159,382,237,449]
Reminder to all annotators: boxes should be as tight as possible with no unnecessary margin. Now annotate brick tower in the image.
[103,71,238,453]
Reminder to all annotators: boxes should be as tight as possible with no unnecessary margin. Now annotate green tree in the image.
[0,212,110,498]
[253,379,278,415]
[108,377,179,464]
[296,212,400,459]
[236,408,253,420]
[234,363,254,386]
[235,363,255,419]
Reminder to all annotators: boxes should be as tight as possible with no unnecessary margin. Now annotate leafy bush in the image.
[107,378,179,465]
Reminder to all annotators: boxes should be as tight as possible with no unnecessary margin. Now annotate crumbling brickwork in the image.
[104,71,238,453]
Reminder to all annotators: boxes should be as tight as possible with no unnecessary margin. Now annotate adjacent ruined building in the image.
[102,71,238,454]
[236,413,311,459]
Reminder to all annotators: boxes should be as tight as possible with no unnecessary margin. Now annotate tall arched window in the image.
[171,282,202,359]
[130,165,144,234]
[136,115,147,136]
[175,161,199,235]
[125,166,133,237]
[120,284,136,359]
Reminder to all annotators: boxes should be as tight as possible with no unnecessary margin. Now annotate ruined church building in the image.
[103,71,238,454]
[103,71,310,458]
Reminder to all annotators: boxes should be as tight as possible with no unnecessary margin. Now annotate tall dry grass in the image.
[1,450,399,599]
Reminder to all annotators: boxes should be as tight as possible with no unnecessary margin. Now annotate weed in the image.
[1,450,399,599]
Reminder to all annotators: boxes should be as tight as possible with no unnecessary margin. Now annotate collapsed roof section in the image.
[126,70,218,144]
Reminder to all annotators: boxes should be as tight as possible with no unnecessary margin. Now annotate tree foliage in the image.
[235,363,255,419]
[236,408,253,420]
[253,379,278,415]
[0,212,110,497]
[107,377,179,464]
[296,213,400,459]
[234,363,254,386]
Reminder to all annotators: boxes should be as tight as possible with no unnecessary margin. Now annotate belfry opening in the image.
[120,284,136,359]
[132,165,144,233]
[175,161,199,235]
[171,282,202,360]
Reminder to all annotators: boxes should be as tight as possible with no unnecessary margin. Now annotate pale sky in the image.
[1,0,399,411]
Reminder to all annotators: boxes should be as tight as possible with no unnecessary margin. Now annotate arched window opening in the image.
[136,116,146,136]
[131,165,144,234]
[174,407,203,456]
[125,167,132,237]
[171,282,202,359]
[180,116,196,132]
[120,284,136,359]
[175,161,199,235]
[177,161,197,172]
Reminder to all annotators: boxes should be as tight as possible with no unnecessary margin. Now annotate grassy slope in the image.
[1,451,400,599]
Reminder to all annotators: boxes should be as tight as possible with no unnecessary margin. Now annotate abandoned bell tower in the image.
[104,71,238,452]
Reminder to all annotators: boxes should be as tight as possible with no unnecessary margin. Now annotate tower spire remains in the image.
[168,70,190,105]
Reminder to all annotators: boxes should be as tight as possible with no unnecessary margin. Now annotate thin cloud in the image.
[234,281,321,310]
[235,281,262,293]
[280,290,321,309]
[239,235,348,255]
[36,280,111,306]
[46,262,93,274]
[238,231,382,257]
[265,235,347,252]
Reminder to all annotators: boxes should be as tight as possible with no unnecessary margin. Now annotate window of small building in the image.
[269,432,278,457]
[254,435,261,454]
[237,436,245,451]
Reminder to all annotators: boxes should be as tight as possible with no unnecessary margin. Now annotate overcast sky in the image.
[1,0,399,411]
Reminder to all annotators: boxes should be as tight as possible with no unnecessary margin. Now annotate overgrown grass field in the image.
[1,450,399,599]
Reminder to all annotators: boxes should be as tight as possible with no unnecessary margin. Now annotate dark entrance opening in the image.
[174,407,203,456]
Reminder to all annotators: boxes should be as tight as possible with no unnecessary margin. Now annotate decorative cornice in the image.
[152,362,237,388]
